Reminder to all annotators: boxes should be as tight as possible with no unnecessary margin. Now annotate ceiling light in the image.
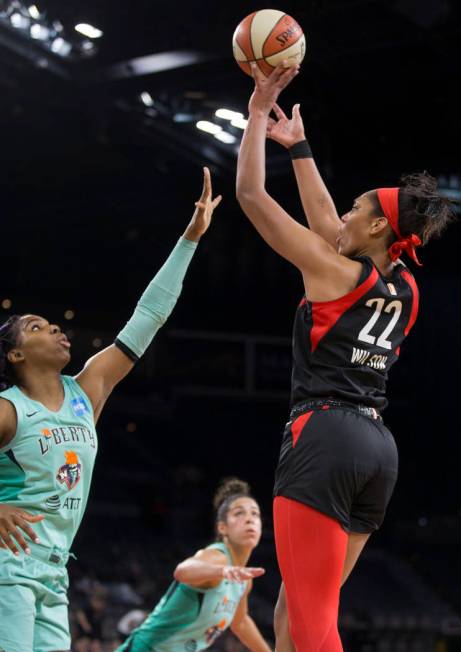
[28,4,40,19]
[10,12,30,29]
[215,109,243,121]
[140,91,154,107]
[75,23,103,39]
[214,131,237,144]
[30,23,50,39]
[196,120,222,135]
[231,116,248,130]
[50,36,72,56]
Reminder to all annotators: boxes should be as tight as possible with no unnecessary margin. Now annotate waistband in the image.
[290,398,382,422]
[28,541,75,567]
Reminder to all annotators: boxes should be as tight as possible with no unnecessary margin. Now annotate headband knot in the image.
[376,187,422,266]
[388,233,422,265]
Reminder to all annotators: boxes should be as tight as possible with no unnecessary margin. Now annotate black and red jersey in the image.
[291,256,419,410]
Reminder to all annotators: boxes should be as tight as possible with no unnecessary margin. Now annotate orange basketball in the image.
[232,9,306,77]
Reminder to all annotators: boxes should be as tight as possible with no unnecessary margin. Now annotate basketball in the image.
[232,9,306,77]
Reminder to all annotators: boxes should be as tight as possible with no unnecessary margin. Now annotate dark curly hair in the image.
[369,171,457,247]
[213,477,254,541]
[0,315,23,391]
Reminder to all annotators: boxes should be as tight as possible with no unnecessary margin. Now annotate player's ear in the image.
[7,349,24,364]
[370,216,388,236]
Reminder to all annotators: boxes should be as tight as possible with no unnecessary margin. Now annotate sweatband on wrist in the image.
[289,140,313,160]
[115,236,197,361]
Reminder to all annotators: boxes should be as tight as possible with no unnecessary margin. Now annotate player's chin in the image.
[57,349,72,366]
[241,532,261,547]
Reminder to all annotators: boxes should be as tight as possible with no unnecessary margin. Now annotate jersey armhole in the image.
[0,397,19,453]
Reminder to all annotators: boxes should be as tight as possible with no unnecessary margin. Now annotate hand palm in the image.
[267,103,305,149]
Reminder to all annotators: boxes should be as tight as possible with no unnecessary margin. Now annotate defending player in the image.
[0,168,221,652]
[116,478,271,652]
[236,62,456,651]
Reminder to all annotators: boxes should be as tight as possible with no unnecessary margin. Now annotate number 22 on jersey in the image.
[358,298,402,350]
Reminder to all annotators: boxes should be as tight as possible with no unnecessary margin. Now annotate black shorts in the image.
[273,405,398,533]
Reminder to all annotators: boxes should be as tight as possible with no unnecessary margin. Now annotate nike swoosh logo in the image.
[26,411,39,417]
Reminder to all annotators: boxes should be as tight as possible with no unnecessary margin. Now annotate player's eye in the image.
[31,324,40,331]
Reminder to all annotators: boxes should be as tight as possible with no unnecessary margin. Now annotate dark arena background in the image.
[1,0,461,650]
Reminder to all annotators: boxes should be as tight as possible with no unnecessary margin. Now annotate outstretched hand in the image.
[222,565,265,583]
[267,102,306,149]
[184,167,222,242]
[248,61,300,116]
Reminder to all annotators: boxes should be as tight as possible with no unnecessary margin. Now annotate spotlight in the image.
[10,12,30,29]
[140,91,154,107]
[231,116,248,130]
[30,23,50,40]
[28,4,40,19]
[214,131,236,144]
[75,23,103,39]
[215,109,243,121]
[50,37,72,56]
[196,120,222,135]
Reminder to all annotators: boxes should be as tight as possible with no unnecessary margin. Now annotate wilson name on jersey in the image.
[291,257,419,410]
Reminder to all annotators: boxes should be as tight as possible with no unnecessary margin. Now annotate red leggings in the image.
[273,496,348,652]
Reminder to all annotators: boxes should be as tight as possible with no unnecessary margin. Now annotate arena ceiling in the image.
[0,0,460,330]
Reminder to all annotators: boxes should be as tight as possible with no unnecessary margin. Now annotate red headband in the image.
[376,187,422,266]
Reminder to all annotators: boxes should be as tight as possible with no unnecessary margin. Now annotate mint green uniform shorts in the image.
[0,544,71,652]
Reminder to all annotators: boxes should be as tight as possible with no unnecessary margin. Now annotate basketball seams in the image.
[235,11,257,63]
[265,33,305,66]
[261,12,288,59]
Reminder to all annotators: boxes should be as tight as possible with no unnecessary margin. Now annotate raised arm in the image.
[75,167,221,421]
[174,548,265,590]
[267,102,342,248]
[236,63,360,300]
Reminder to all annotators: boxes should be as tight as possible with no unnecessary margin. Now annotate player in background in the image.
[0,168,221,652]
[116,478,271,652]
[236,62,456,652]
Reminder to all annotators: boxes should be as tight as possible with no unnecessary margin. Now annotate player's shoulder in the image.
[195,544,228,565]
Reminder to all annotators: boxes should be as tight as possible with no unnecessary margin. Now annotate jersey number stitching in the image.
[358,298,402,350]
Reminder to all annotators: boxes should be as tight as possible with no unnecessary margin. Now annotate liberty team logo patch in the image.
[71,396,90,418]
[57,451,82,490]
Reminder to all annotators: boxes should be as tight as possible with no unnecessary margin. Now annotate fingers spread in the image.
[211,195,222,210]
[272,103,288,121]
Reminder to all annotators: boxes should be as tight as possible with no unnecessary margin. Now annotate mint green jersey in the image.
[0,375,97,551]
[118,543,247,652]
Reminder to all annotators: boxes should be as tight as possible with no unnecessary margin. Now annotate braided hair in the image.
[213,477,253,542]
[0,315,23,391]
[369,171,457,247]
